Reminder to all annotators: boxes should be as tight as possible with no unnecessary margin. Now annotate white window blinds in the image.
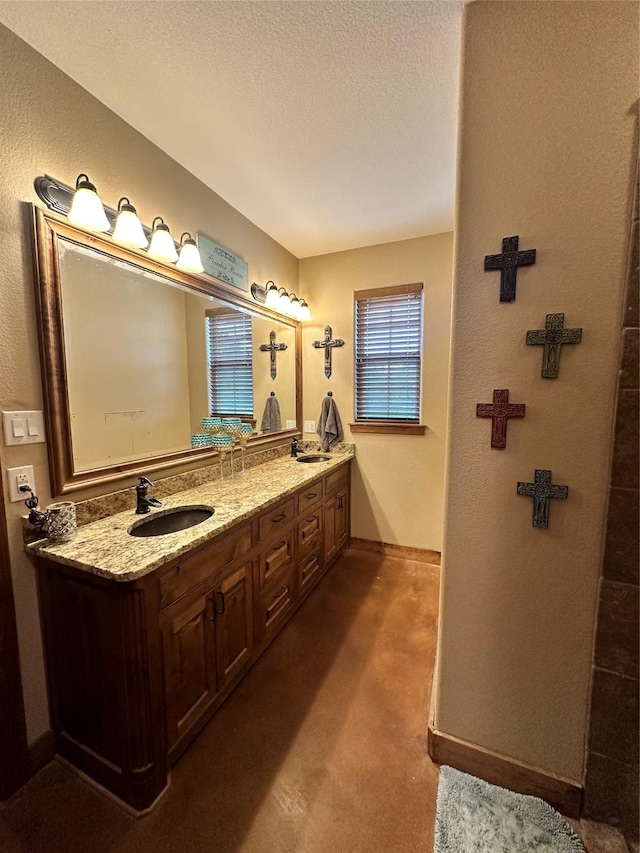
[354,284,423,422]
[206,310,253,417]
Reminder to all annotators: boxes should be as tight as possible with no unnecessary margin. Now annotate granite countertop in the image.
[28,450,354,582]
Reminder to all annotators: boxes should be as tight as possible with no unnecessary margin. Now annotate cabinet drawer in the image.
[298,508,323,560]
[299,548,322,593]
[326,465,349,496]
[259,531,295,591]
[159,525,252,609]
[258,498,295,542]
[296,480,323,514]
[257,565,295,635]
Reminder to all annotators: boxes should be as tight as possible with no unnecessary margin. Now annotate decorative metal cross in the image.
[517,469,568,529]
[526,313,582,379]
[476,389,525,449]
[259,330,287,380]
[312,325,345,378]
[484,235,536,302]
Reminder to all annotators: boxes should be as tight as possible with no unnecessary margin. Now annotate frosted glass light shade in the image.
[288,294,302,320]
[299,300,311,322]
[278,289,291,314]
[264,282,280,309]
[68,175,110,232]
[112,198,148,249]
[176,234,204,273]
[147,217,178,263]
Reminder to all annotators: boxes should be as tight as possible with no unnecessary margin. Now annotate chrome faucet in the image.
[135,476,162,514]
[290,437,305,457]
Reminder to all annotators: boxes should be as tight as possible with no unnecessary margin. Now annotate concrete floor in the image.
[0,548,441,853]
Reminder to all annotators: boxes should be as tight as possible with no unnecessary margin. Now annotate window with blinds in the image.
[206,309,253,417]
[354,283,423,423]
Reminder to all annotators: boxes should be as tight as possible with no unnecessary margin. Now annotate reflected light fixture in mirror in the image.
[251,281,312,321]
[67,174,110,232]
[148,216,179,263]
[177,232,204,273]
[112,197,148,249]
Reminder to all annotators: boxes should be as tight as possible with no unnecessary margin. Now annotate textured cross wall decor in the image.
[526,313,583,379]
[484,235,537,302]
[517,469,568,529]
[312,325,345,378]
[259,330,287,380]
[476,389,525,449]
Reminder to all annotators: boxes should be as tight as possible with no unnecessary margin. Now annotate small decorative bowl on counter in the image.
[202,417,222,434]
[191,433,213,449]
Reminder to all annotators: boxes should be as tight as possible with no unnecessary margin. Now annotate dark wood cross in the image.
[312,325,345,378]
[484,235,536,302]
[259,330,287,380]
[517,469,568,529]
[526,313,582,379]
[476,389,525,449]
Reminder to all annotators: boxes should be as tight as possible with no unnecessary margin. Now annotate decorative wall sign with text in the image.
[517,469,568,529]
[526,313,582,379]
[476,389,525,449]
[484,235,537,302]
[312,325,345,378]
[196,234,249,291]
[259,330,287,380]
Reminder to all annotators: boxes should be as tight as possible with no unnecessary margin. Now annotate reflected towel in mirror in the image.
[260,393,281,433]
[317,395,343,452]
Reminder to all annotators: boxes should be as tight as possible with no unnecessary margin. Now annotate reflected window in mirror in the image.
[206,308,253,419]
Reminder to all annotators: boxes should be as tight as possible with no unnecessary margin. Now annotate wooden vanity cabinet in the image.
[36,460,351,811]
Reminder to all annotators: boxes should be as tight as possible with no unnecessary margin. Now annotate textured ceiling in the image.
[0,1,462,258]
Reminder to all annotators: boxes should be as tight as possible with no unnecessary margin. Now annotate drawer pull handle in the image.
[336,495,343,509]
[306,492,317,499]
[274,540,287,551]
[271,512,286,523]
[216,590,226,615]
[206,594,216,622]
[273,585,288,601]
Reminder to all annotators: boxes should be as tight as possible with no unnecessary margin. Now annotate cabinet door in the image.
[325,487,349,565]
[163,592,217,749]
[214,563,253,690]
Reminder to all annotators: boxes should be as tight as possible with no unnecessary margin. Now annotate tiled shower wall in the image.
[583,173,639,839]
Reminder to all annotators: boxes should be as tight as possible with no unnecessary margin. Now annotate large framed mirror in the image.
[32,207,301,495]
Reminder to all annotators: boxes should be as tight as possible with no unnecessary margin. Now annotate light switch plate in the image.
[285,420,296,430]
[304,420,316,434]
[7,465,36,502]
[2,410,45,446]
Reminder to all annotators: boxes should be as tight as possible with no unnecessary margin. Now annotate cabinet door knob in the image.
[273,585,288,601]
[336,495,343,509]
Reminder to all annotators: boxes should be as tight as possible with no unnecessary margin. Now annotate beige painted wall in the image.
[434,2,638,783]
[300,232,453,551]
[0,23,298,742]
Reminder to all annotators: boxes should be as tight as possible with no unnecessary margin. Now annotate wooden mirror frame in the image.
[32,206,302,496]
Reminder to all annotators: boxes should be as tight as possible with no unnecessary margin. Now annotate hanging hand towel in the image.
[260,394,281,433]
[316,395,344,452]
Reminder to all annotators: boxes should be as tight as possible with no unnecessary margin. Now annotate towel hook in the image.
[270,391,276,396]
[327,391,333,397]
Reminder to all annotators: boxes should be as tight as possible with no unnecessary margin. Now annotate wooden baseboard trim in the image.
[349,537,441,565]
[427,724,582,818]
[28,729,55,775]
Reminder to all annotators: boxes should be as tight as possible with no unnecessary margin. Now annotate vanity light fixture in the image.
[112,197,148,249]
[147,217,179,263]
[67,174,110,232]
[176,232,204,273]
[250,280,312,321]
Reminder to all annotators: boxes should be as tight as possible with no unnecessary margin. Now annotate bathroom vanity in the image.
[31,452,352,811]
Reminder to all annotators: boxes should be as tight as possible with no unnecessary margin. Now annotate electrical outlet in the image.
[304,420,316,434]
[8,465,36,502]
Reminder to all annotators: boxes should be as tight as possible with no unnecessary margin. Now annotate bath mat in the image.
[434,766,585,852]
